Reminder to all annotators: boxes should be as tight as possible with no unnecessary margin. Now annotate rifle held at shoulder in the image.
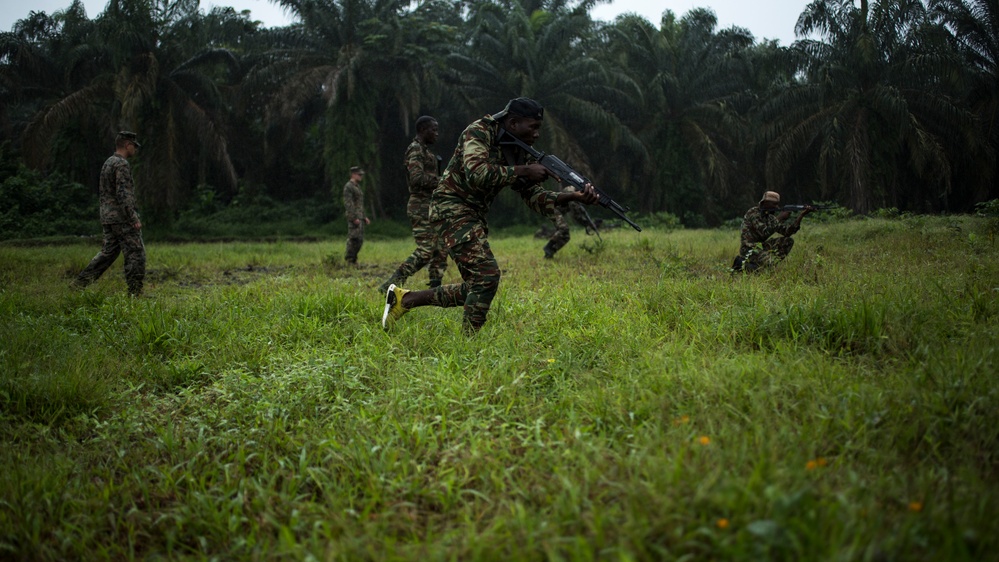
[499,129,642,232]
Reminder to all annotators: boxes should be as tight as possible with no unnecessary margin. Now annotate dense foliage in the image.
[1,0,996,234]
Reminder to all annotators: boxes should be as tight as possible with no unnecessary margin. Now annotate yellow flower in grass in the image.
[698,436,711,446]
[716,518,730,529]
[672,415,691,426]
[908,501,923,512]
[547,358,556,363]
[806,457,828,471]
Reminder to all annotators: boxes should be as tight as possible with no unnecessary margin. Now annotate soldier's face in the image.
[507,117,543,146]
[423,122,439,145]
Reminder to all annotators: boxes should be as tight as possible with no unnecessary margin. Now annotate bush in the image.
[0,166,97,240]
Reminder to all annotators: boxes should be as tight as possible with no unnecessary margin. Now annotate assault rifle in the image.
[499,129,642,232]
[782,204,835,212]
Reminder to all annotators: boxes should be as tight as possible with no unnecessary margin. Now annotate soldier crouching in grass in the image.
[732,190,814,273]
[72,131,146,296]
[380,97,600,335]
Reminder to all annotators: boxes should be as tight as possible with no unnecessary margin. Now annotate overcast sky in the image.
[2,0,812,46]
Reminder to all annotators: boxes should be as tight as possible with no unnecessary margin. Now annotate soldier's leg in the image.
[74,224,122,287]
[450,235,500,333]
[426,236,448,287]
[119,224,146,296]
[543,212,570,258]
[772,236,795,261]
[345,223,363,263]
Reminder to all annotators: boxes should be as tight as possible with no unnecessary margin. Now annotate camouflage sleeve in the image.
[404,141,438,194]
[512,180,559,217]
[775,217,801,237]
[116,160,140,225]
[462,130,517,189]
[343,182,364,221]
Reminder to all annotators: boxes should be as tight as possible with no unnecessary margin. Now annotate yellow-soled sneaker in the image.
[381,284,411,329]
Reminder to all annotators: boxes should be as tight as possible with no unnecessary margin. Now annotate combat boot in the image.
[543,241,556,259]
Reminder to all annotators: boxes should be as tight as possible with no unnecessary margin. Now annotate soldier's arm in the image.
[462,132,520,188]
[116,162,141,227]
[404,145,437,192]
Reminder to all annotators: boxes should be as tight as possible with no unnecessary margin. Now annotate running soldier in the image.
[543,183,597,259]
[72,131,146,296]
[378,116,448,291]
[381,97,600,334]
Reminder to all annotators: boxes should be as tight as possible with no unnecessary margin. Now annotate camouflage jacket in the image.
[739,206,800,255]
[343,180,365,222]
[99,154,140,225]
[430,114,558,227]
[404,136,439,201]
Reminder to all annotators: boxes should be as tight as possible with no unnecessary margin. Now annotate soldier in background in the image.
[378,116,448,291]
[732,190,813,273]
[542,183,597,259]
[380,97,600,334]
[342,166,370,265]
[72,131,146,296]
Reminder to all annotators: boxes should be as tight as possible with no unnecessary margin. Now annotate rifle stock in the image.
[499,129,642,232]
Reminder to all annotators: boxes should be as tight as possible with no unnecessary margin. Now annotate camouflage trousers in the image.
[345,221,364,263]
[388,198,448,284]
[544,209,570,257]
[742,236,795,271]
[428,217,500,333]
[74,223,146,295]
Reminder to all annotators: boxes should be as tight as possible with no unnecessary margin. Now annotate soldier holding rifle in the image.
[381,97,601,334]
[732,190,816,273]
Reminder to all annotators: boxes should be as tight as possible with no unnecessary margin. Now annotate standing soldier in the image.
[378,116,448,291]
[342,166,370,265]
[732,190,814,273]
[380,97,600,334]
[72,131,146,296]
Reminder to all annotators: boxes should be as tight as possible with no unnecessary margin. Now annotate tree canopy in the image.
[1,0,995,228]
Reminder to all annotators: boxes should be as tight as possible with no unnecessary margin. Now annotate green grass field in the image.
[2,215,997,560]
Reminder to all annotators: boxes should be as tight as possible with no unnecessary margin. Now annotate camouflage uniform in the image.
[427,114,561,332]
[74,153,146,295]
[383,136,448,286]
[736,206,800,271]
[343,178,365,263]
[543,185,588,258]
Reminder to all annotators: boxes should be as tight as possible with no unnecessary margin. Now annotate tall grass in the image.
[1,215,996,560]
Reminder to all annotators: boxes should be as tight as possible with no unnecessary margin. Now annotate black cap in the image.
[492,97,544,121]
[116,131,141,148]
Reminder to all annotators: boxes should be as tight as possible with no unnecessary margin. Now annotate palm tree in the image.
[928,0,998,206]
[763,0,982,213]
[14,0,243,223]
[442,0,644,224]
[0,2,109,185]
[600,9,755,224]
[254,0,457,214]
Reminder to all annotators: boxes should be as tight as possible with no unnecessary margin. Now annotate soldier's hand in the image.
[515,163,549,183]
[803,205,816,214]
[134,221,142,229]
[576,183,600,205]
